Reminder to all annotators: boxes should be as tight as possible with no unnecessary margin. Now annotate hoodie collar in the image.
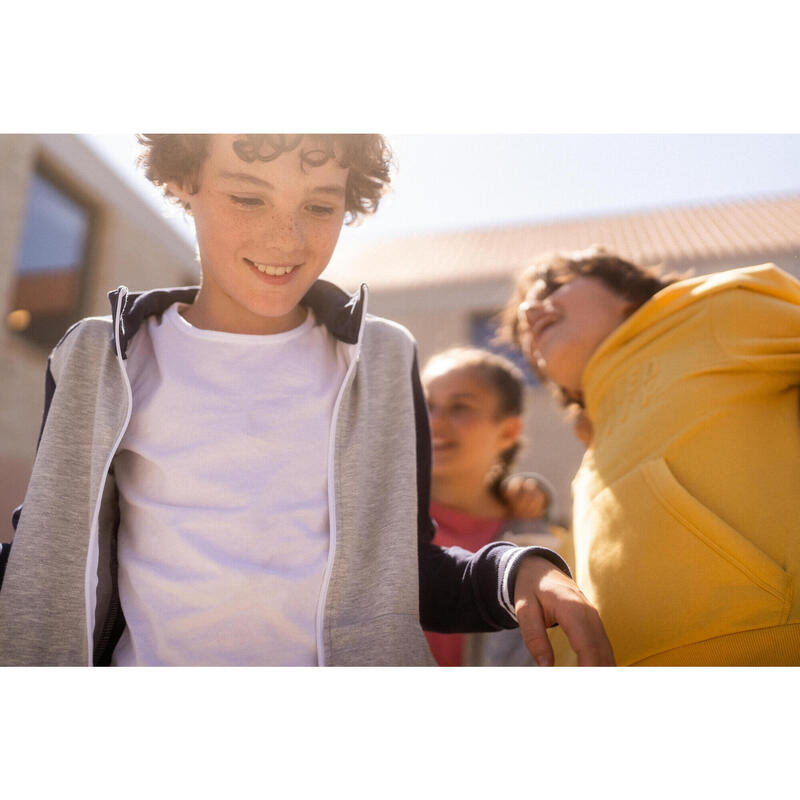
[108,279,367,359]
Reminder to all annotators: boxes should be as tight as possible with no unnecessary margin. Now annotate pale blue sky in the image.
[84,134,800,251]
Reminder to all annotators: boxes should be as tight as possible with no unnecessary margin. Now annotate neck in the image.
[431,472,507,518]
[184,288,306,335]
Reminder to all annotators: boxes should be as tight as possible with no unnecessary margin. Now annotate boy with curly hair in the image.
[0,135,613,666]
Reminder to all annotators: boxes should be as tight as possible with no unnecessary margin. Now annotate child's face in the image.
[424,366,520,482]
[169,135,349,334]
[518,276,631,396]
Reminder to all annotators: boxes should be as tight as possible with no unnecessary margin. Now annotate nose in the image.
[518,297,543,331]
[265,209,306,254]
[428,405,448,434]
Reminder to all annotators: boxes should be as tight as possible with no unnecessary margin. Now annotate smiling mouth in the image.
[246,259,300,277]
[432,438,457,452]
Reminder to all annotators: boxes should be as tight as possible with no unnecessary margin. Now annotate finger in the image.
[522,483,546,516]
[504,479,546,519]
[554,599,615,666]
[516,599,556,667]
[511,476,540,498]
[503,475,524,498]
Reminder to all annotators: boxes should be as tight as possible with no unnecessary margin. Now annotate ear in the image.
[496,415,522,452]
[166,179,194,213]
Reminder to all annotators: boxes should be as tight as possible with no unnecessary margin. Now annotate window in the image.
[470,311,539,386]
[7,168,94,349]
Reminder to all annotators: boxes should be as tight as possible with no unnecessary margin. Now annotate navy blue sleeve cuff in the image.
[501,546,573,624]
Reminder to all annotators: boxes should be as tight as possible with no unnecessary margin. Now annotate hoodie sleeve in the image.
[410,352,571,633]
[710,276,800,376]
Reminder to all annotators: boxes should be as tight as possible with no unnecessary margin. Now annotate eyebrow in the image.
[217,171,345,197]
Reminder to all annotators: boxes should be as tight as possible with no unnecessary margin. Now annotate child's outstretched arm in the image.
[418,537,614,665]
[412,355,613,665]
[512,553,615,666]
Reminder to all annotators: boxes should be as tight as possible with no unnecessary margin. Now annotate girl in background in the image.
[422,347,575,666]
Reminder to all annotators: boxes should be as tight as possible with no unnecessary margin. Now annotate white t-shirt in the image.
[111,304,348,665]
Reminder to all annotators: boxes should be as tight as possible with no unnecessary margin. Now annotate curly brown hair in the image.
[136,134,393,224]
[495,245,686,410]
[497,245,682,350]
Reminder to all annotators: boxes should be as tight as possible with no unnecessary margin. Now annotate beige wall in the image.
[0,134,197,542]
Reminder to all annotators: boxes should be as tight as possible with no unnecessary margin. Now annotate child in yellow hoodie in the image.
[500,246,800,666]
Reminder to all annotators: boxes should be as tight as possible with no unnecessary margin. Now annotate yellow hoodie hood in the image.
[571,264,800,665]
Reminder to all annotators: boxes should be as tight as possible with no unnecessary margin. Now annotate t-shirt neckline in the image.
[164,303,316,344]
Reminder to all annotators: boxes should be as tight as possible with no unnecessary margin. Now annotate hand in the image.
[502,475,549,520]
[513,555,615,666]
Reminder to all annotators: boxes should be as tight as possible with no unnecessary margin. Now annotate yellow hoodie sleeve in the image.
[710,279,800,376]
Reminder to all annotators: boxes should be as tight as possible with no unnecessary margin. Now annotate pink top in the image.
[425,500,506,667]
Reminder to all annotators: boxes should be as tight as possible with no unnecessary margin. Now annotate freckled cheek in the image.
[197,213,252,252]
[313,225,343,258]
[207,231,247,263]
[235,217,273,245]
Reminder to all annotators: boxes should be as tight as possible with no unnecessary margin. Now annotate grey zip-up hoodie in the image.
[0,279,568,666]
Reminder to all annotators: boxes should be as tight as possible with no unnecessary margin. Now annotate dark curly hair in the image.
[136,134,393,224]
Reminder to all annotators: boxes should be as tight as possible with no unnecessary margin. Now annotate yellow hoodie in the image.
[572,264,800,666]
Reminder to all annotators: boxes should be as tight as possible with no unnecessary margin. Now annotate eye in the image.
[306,203,336,216]
[230,195,264,207]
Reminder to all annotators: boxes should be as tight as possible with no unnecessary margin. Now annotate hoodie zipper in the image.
[84,287,133,665]
[315,285,368,666]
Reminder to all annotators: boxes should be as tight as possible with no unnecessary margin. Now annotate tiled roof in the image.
[326,193,800,291]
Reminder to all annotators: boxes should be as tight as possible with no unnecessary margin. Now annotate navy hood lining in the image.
[108,279,365,359]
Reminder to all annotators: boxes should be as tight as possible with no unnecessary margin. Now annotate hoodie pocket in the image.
[640,458,789,600]
[574,457,791,665]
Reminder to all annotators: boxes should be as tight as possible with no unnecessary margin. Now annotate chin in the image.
[246,297,301,318]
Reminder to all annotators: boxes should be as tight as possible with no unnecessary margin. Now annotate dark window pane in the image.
[18,172,91,274]
[8,170,92,349]
[470,312,539,387]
